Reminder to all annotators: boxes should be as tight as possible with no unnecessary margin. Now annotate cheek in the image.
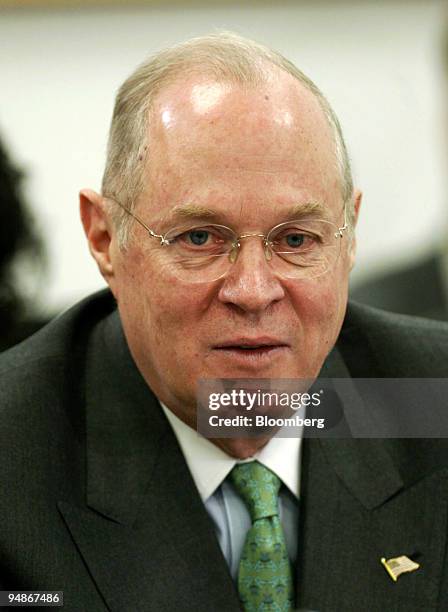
[142,276,214,353]
[292,276,344,316]
[114,249,159,345]
[289,273,348,347]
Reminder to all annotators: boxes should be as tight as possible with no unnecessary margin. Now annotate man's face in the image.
[103,70,356,428]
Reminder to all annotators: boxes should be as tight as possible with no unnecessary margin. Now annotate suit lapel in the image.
[295,343,448,611]
[58,311,241,612]
[297,437,448,611]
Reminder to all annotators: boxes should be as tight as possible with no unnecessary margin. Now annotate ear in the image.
[348,189,362,270]
[79,189,116,286]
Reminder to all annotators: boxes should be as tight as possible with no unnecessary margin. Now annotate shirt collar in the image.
[161,403,302,502]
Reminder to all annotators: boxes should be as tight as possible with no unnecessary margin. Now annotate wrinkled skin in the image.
[81,68,361,457]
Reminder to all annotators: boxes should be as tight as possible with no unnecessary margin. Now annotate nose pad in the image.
[264,242,273,262]
[218,238,285,311]
[229,244,239,264]
[228,237,273,265]
[222,237,283,288]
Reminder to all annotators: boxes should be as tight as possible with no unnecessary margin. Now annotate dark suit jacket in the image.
[1,290,448,611]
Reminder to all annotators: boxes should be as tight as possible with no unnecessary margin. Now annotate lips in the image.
[213,337,288,350]
[210,338,290,372]
[217,347,279,355]
[212,338,289,358]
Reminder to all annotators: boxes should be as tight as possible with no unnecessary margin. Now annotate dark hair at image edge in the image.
[0,136,44,341]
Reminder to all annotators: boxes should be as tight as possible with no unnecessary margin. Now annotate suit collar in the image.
[313,342,404,510]
[297,337,448,610]
[84,309,168,525]
[59,308,241,611]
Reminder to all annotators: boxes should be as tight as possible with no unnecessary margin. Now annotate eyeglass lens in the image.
[154,219,342,283]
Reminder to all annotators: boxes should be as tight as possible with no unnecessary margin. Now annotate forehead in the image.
[142,70,341,223]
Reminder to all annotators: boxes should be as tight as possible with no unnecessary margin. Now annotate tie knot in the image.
[230,461,281,521]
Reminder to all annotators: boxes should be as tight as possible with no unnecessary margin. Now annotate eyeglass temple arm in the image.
[110,198,167,244]
[335,203,348,238]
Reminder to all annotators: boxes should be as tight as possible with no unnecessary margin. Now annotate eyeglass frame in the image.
[109,197,349,265]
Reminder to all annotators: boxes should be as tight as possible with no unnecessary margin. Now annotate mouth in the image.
[212,338,290,362]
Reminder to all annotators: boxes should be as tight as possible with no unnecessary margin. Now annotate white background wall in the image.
[1,0,447,314]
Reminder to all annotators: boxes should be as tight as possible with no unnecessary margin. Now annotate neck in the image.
[210,435,272,459]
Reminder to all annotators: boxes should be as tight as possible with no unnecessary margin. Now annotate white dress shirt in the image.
[161,404,302,579]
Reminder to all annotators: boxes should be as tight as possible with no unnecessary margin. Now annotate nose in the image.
[217,237,285,313]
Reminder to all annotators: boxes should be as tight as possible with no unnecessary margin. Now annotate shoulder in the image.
[339,301,448,377]
[0,289,115,365]
[0,289,116,422]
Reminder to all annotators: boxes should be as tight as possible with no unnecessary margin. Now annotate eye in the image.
[166,224,234,255]
[187,229,210,246]
[270,227,318,252]
[285,232,305,248]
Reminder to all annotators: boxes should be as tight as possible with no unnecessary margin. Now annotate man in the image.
[1,33,448,612]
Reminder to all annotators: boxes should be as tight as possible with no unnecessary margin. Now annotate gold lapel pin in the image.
[381,556,420,582]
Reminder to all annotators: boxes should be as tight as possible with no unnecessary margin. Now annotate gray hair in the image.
[102,32,354,245]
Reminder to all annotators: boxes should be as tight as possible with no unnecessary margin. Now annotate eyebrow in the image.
[287,201,327,218]
[171,203,221,220]
[169,200,327,223]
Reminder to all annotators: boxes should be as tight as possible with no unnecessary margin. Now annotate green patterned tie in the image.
[230,461,294,611]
